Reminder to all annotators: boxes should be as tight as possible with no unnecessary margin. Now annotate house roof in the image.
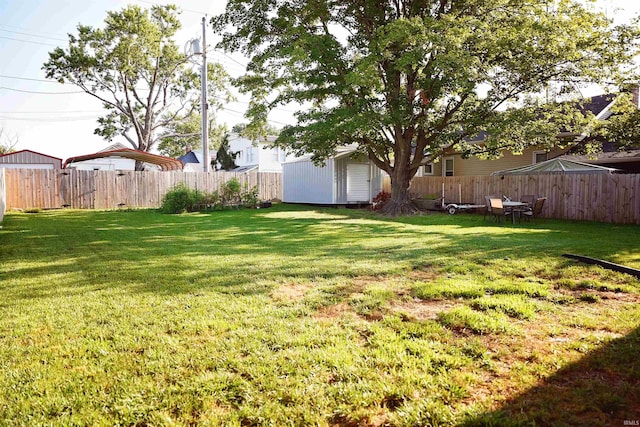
[579,94,616,117]
[177,151,200,164]
[64,148,184,171]
[231,165,259,173]
[98,142,129,152]
[492,158,620,176]
[0,149,62,162]
[285,145,360,164]
[559,149,640,165]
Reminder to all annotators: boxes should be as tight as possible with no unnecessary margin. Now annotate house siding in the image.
[437,147,565,176]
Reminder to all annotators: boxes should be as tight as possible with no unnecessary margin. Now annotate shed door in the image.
[347,163,370,202]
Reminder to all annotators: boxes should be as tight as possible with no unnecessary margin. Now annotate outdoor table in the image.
[503,201,528,224]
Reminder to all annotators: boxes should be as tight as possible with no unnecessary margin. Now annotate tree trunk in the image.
[380,168,418,216]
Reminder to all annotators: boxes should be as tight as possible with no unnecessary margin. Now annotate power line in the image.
[0,28,66,42]
[212,48,247,68]
[0,86,85,95]
[220,106,292,126]
[0,74,76,85]
[0,115,98,122]
[0,23,67,39]
[0,35,58,47]
[0,110,103,114]
[133,0,210,16]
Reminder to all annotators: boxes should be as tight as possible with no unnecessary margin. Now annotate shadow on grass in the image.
[463,326,640,427]
[0,206,637,301]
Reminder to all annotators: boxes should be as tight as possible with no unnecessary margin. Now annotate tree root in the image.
[379,200,420,216]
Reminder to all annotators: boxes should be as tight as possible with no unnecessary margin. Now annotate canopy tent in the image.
[64,148,184,171]
[492,158,620,176]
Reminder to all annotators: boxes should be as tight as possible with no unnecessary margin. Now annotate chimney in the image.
[185,145,192,154]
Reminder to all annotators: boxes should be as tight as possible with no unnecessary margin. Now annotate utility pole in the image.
[201,16,209,172]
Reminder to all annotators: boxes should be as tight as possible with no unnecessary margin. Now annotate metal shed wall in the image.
[0,150,62,169]
[284,155,384,204]
[283,159,336,203]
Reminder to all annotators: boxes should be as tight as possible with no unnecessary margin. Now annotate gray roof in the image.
[492,158,619,176]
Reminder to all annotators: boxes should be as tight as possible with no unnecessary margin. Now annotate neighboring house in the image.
[0,149,62,169]
[424,92,624,177]
[283,146,384,205]
[177,146,204,172]
[65,143,182,171]
[228,134,290,173]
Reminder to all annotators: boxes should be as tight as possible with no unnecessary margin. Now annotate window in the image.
[272,148,280,162]
[533,151,548,164]
[246,147,254,163]
[421,163,434,176]
[444,157,454,177]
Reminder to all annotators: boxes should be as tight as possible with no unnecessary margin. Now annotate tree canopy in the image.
[44,5,230,169]
[213,0,639,214]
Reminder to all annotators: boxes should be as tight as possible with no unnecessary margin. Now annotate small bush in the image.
[161,183,199,214]
[221,178,242,207]
[160,179,260,213]
[241,184,259,208]
[371,191,390,210]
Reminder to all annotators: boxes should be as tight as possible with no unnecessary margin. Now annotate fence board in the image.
[385,174,640,224]
[5,169,283,212]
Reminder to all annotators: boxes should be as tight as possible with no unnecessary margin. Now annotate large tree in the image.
[213,0,639,214]
[44,5,230,170]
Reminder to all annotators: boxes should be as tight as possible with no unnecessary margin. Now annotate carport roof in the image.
[64,148,184,171]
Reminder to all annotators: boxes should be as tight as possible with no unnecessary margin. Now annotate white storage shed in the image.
[283,147,384,205]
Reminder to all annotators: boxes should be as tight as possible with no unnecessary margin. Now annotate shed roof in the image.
[64,148,184,171]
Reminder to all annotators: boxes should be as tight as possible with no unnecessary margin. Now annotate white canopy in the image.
[492,158,620,176]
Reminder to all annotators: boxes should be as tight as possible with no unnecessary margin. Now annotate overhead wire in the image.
[0,74,73,84]
[0,86,85,95]
[0,35,58,47]
[0,28,67,42]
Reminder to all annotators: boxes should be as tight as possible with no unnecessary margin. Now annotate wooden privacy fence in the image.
[383,174,640,224]
[0,169,6,223]
[5,169,282,210]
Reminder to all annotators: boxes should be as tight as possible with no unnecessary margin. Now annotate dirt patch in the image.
[349,275,389,292]
[313,302,352,320]
[408,265,440,282]
[390,298,460,321]
[270,282,316,302]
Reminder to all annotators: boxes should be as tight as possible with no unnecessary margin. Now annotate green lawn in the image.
[1,205,639,426]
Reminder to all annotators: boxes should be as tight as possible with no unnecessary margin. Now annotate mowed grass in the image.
[0,205,639,426]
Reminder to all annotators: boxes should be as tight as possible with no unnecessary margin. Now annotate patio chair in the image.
[484,195,496,220]
[522,197,546,221]
[489,198,512,223]
[520,195,536,207]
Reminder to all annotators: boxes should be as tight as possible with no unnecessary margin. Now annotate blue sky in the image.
[0,0,639,161]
